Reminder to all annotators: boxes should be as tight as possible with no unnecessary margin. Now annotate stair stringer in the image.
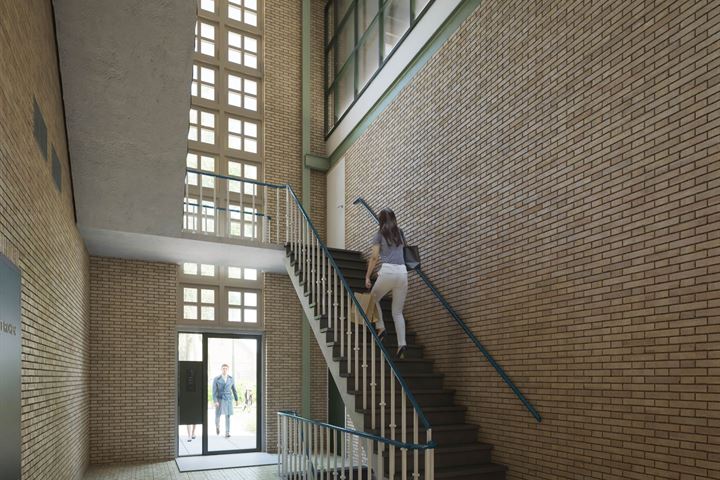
[284,255,366,433]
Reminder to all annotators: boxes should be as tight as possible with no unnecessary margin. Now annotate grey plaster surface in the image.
[54,0,196,237]
[81,227,287,272]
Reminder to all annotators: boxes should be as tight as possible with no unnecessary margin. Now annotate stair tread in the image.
[400,443,493,454]
[338,368,441,376]
[286,248,509,478]
[327,247,362,255]
[361,405,466,413]
[350,387,455,395]
[373,423,478,432]
[435,463,508,476]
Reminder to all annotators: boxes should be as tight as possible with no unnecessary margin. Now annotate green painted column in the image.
[301,0,312,419]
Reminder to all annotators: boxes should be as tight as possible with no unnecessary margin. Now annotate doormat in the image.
[175,452,278,472]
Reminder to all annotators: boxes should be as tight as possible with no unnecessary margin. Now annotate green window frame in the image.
[324,0,434,135]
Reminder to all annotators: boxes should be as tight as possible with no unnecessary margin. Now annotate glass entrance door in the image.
[205,335,260,453]
[177,333,261,457]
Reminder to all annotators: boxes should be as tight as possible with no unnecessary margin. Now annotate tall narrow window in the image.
[325,0,434,133]
[186,0,264,240]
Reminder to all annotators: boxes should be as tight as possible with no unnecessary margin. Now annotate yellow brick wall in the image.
[345,1,720,479]
[0,1,90,479]
[88,257,177,464]
[264,273,327,452]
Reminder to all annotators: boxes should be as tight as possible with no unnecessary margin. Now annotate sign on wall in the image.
[0,254,21,480]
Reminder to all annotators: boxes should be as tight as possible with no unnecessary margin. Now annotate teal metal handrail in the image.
[287,187,434,434]
[278,411,434,450]
[181,169,434,434]
[353,197,542,423]
[182,200,271,220]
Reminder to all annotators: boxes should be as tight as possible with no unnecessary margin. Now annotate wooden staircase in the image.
[286,245,508,480]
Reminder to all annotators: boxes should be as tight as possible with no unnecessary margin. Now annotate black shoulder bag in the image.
[400,231,421,271]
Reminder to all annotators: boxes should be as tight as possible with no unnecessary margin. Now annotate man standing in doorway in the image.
[213,364,239,437]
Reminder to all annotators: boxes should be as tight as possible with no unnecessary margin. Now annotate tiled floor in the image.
[84,461,278,479]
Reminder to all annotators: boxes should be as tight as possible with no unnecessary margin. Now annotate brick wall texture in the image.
[344,1,720,479]
[264,273,327,452]
[89,257,177,464]
[0,1,90,479]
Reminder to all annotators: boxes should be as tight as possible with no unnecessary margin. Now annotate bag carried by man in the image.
[353,292,379,325]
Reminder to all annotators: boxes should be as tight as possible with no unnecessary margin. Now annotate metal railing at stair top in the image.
[277,410,434,480]
[181,169,436,478]
[353,197,542,423]
[183,168,283,243]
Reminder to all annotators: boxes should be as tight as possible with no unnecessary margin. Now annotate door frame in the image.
[177,331,263,457]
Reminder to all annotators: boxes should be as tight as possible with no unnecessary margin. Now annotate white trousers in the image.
[370,263,408,347]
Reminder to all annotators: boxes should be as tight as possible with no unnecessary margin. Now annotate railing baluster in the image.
[337,272,342,344]
[339,282,345,359]
[325,264,332,340]
[183,173,188,230]
[251,182,256,240]
[401,447,407,480]
[198,175,203,234]
[413,410,419,480]
[362,309,367,411]
[290,418,294,478]
[213,179,217,236]
[263,185,268,242]
[311,238,316,307]
[401,390,407,479]
[304,221,308,293]
[334,429,338,478]
[325,254,330,319]
[366,437,372,480]
[425,429,433,480]
[371,336,376,430]
[341,431,346,480]
[390,375,396,480]
[239,179,244,239]
[277,412,433,480]
[346,290,352,375]
[325,422,332,480]
[317,238,321,310]
[349,429,354,480]
[381,355,386,439]
[354,298,359,393]
[333,271,339,344]
[320,244,325,317]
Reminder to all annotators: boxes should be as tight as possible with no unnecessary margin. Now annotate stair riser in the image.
[288,250,364,266]
[324,330,417,345]
[339,360,435,376]
[364,410,467,426]
[331,344,423,359]
[382,448,492,470]
[346,375,443,391]
[286,247,508,480]
[369,429,478,446]
[319,315,405,334]
[355,392,455,408]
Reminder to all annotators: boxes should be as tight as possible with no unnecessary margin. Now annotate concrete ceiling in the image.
[54,0,197,238]
[80,227,287,273]
[53,0,287,271]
